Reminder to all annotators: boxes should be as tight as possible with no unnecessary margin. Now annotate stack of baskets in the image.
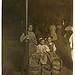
[28,53,41,75]
[52,59,62,75]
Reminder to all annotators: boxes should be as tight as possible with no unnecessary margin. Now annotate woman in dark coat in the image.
[56,25,73,71]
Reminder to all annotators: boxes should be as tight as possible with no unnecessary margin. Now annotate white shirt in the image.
[37,44,50,53]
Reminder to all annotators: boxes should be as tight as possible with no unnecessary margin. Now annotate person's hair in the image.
[38,38,44,44]
[39,38,43,41]
[47,35,53,40]
[28,24,33,27]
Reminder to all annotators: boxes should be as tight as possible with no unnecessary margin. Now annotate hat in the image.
[65,25,73,31]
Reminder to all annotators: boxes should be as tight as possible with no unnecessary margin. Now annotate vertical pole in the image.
[26,0,28,35]
[26,1,29,75]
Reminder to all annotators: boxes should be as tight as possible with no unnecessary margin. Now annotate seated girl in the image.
[37,38,50,65]
[46,36,56,52]
[37,38,50,53]
[46,36,60,62]
[29,37,50,66]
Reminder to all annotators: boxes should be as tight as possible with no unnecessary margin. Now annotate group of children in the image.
[20,24,65,75]
[29,36,59,64]
[28,36,61,75]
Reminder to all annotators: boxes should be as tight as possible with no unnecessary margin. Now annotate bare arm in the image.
[20,33,29,42]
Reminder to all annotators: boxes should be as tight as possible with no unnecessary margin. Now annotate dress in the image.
[28,31,37,57]
[37,44,50,65]
[20,31,37,71]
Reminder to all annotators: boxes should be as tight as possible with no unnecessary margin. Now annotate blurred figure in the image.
[64,25,73,44]
[56,25,73,70]
[49,25,57,41]
[35,25,43,40]
[69,27,73,61]
[56,25,65,50]
[57,25,64,39]
[69,33,73,61]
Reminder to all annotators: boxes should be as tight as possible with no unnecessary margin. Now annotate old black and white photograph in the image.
[2,0,73,75]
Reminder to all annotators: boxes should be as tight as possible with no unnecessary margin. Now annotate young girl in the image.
[20,24,37,57]
[37,38,50,53]
[46,36,59,62]
[37,38,50,65]
[46,36,56,52]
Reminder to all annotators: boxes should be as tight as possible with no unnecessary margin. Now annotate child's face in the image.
[48,37,52,43]
[40,40,45,45]
[28,25,33,32]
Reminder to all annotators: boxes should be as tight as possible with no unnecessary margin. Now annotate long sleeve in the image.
[20,33,25,42]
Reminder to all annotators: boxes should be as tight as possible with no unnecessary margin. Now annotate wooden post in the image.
[26,0,28,35]
[26,0,29,74]
[22,0,29,74]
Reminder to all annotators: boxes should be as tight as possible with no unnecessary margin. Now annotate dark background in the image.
[3,0,73,36]
[2,0,73,75]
